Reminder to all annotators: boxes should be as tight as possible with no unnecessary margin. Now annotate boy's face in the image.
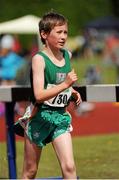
[45,23,68,49]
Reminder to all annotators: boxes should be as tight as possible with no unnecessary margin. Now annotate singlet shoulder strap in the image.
[37,51,49,60]
[61,49,71,70]
[61,49,70,60]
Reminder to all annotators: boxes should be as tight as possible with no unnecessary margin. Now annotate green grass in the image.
[0,133,119,179]
[71,56,117,85]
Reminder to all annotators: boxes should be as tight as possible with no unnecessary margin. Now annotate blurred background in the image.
[0,0,119,179]
[0,0,119,84]
[0,0,119,86]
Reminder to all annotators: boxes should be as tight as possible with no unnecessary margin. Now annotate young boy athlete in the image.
[22,11,82,179]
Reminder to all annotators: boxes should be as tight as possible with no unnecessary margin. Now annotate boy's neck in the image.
[43,46,63,60]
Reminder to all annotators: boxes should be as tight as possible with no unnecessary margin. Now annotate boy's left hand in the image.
[72,89,82,106]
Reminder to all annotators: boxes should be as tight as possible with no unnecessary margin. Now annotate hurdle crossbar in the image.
[0,84,119,102]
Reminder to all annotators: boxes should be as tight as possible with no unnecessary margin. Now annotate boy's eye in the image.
[64,31,68,34]
[57,30,62,34]
[56,30,68,34]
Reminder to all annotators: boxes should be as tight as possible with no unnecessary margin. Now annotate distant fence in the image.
[0,84,119,179]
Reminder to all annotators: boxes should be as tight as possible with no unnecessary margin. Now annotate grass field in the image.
[0,133,119,179]
[71,56,117,85]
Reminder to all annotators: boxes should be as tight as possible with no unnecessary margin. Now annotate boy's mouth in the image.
[58,41,65,46]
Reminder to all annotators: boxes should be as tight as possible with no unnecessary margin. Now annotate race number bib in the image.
[44,84,72,107]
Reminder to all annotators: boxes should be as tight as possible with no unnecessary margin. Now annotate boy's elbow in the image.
[35,96,42,103]
[35,93,44,103]
[34,90,48,103]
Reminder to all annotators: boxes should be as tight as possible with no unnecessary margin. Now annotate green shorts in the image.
[26,107,72,148]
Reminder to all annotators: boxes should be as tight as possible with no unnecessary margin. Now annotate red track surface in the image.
[70,102,119,136]
[0,103,119,142]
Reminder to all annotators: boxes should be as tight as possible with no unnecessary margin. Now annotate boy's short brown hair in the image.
[39,11,68,44]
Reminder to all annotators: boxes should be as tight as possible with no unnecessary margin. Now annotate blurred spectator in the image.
[81,30,94,59]
[83,65,102,85]
[15,42,31,86]
[81,29,104,59]
[0,35,26,85]
[30,36,39,57]
[103,34,119,83]
[111,46,119,83]
[12,34,22,53]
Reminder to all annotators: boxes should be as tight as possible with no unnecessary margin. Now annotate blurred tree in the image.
[111,0,119,17]
[0,0,112,36]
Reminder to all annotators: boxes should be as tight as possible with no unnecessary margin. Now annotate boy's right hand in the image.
[64,69,78,87]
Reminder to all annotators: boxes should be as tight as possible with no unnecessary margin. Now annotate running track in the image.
[0,103,119,142]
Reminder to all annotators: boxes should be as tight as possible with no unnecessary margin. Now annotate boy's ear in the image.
[40,30,47,40]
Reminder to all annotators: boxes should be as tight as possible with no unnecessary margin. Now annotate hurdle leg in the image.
[5,102,17,179]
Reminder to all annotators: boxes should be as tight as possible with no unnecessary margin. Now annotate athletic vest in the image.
[31,49,72,108]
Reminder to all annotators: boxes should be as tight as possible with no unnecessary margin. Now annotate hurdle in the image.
[0,84,119,179]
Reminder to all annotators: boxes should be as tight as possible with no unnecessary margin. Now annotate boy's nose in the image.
[61,33,67,39]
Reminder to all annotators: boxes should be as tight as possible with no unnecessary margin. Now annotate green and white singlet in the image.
[38,49,72,108]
